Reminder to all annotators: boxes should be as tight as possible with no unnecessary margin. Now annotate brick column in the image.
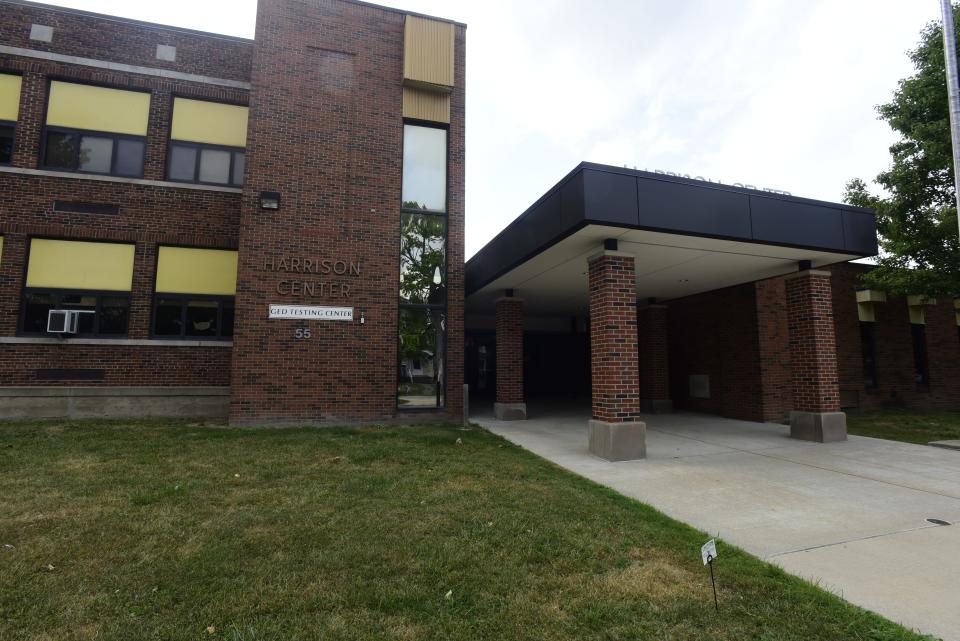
[638,304,672,413]
[588,248,645,460]
[785,270,846,442]
[494,296,526,420]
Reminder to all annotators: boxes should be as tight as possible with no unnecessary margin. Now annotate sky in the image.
[32,0,943,258]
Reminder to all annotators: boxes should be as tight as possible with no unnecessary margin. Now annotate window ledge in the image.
[0,166,243,193]
[0,337,232,347]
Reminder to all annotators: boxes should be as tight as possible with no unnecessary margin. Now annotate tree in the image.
[843,4,960,296]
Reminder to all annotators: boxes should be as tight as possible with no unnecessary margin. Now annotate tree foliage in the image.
[844,5,960,295]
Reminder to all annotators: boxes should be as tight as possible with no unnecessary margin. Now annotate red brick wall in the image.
[830,263,960,410]
[667,283,765,421]
[495,298,523,404]
[785,271,840,413]
[637,304,669,401]
[0,1,252,82]
[0,344,230,386]
[0,2,245,388]
[229,0,465,424]
[588,253,641,422]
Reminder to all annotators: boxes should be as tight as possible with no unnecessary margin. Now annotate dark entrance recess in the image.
[465,329,591,407]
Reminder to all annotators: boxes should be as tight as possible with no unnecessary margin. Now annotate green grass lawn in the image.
[847,409,960,444]
[0,420,936,641]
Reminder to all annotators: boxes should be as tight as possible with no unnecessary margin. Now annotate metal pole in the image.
[461,383,470,430]
[708,559,719,613]
[940,0,960,244]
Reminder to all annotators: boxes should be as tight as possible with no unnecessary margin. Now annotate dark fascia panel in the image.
[465,162,877,296]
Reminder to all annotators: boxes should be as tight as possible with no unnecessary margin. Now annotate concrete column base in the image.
[640,398,673,414]
[588,419,646,461]
[790,411,847,443]
[494,402,527,421]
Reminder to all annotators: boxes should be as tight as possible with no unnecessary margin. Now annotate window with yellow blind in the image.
[0,73,21,164]
[20,239,135,337]
[152,246,238,339]
[167,98,248,187]
[41,81,151,178]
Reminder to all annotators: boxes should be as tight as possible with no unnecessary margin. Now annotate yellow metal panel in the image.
[909,305,925,325]
[403,15,454,91]
[46,81,149,136]
[26,239,135,291]
[0,74,22,122]
[156,246,237,296]
[857,302,875,323]
[855,289,887,303]
[402,86,450,123]
[171,98,248,147]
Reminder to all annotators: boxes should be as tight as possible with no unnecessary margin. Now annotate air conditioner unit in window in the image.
[47,309,80,334]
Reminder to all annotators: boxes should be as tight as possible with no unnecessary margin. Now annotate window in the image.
[41,81,149,177]
[167,98,248,186]
[0,73,21,165]
[20,239,135,337]
[911,323,930,388]
[153,246,238,340]
[860,322,877,389]
[398,123,448,408]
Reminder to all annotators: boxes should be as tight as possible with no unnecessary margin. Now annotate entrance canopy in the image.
[466,163,876,316]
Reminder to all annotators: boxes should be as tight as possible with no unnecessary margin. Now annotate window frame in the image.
[910,323,930,389]
[0,119,15,165]
[165,139,245,187]
[150,293,235,341]
[397,119,450,411]
[39,124,146,178]
[18,287,131,338]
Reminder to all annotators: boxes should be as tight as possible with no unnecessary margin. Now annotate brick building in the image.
[0,2,955,445]
[464,164,960,459]
[0,0,465,424]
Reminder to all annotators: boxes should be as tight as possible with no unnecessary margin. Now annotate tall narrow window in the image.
[20,239,135,337]
[0,74,21,165]
[41,81,149,177]
[168,98,248,187]
[911,323,930,388]
[859,321,877,389]
[398,123,447,408]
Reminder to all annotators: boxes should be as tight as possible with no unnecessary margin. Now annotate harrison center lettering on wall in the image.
[263,256,361,298]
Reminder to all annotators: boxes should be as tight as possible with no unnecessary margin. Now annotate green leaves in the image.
[844,4,960,296]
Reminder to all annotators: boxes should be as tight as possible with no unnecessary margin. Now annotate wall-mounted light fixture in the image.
[259,191,281,210]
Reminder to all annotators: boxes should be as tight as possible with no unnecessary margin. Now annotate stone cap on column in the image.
[784,269,832,280]
[587,250,634,264]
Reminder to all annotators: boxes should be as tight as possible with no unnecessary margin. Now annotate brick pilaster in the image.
[589,253,641,422]
[11,72,45,168]
[638,304,670,410]
[495,297,523,405]
[785,270,841,413]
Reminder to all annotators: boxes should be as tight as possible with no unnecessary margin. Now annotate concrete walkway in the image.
[474,407,960,641]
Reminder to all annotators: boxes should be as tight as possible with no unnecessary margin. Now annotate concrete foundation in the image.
[0,386,229,420]
[494,402,527,421]
[640,398,673,414]
[588,419,646,461]
[790,410,847,442]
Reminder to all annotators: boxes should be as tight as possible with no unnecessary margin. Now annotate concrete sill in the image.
[0,166,243,194]
[0,337,232,347]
